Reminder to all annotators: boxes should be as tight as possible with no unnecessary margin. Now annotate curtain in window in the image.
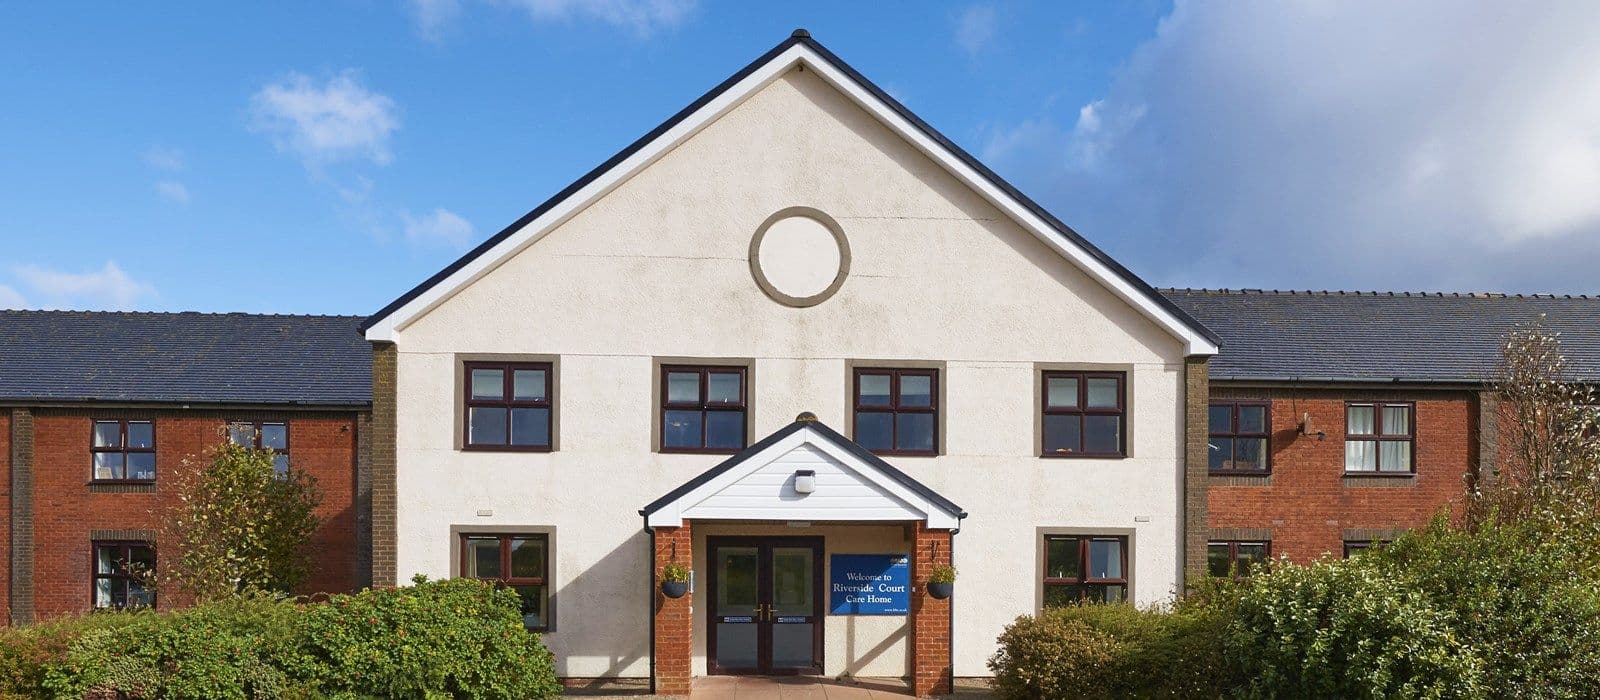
[1346,440,1376,470]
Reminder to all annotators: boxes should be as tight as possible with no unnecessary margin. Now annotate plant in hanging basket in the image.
[927,564,956,599]
[660,562,690,598]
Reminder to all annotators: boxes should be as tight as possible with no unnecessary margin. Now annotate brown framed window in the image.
[460,533,550,630]
[228,421,290,476]
[91,419,156,482]
[464,362,552,451]
[1208,402,1270,473]
[660,365,747,453]
[1207,541,1269,578]
[1042,535,1128,606]
[852,368,938,456]
[1345,402,1413,473]
[1041,371,1126,457]
[1342,540,1389,558]
[93,541,155,609]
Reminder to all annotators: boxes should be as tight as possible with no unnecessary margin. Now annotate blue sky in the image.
[4,1,1600,314]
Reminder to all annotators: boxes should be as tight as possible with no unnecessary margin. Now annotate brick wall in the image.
[909,524,952,698]
[1207,387,1475,562]
[651,524,692,697]
[22,408,360,620]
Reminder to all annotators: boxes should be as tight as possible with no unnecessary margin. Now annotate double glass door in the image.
[707,537,823,675]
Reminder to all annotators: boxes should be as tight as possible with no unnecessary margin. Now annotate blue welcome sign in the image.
[829,554,910,615]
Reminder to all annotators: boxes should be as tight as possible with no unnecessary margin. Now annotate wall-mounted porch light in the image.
[794,469,816,494]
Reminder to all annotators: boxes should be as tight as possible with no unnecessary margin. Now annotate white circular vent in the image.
[748,208,850,307]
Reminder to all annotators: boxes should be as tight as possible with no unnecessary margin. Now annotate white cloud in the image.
[143,146,184,170]
[250,70,400,168]
[982,1,1600,293]
[155,181,191,204]
[402,208,475,247]
[955,5,997,55]
[11,261,156,310]
[0,284,24,309]
[500,0,695,36]
[408,0,463,41]
[408,0,696,42]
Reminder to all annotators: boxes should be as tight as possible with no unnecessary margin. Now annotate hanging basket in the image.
[927,581,953,600]
[661,580,689,599]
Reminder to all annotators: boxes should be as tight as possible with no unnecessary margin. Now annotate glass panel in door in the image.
[714,546,760,670]
[769,546,816,670]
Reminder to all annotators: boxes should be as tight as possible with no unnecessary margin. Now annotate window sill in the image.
[659,447,742,456]
[460,445,554,453]
[1343,472,1417,488]
[1040,453,1127,459]
[867,450,940,458]
[1208,470,1271,477]
[88,481,157,494]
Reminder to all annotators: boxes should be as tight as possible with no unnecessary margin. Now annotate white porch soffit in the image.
[641,420,965,530]
[359,32,1220,356]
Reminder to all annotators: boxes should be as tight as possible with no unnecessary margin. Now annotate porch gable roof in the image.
[640,418,966,530]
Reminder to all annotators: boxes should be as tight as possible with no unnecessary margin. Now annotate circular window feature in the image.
[748,207,850,307]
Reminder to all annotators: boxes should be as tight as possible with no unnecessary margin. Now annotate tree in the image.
[151,433,322,601]
[1472,317,1600,543]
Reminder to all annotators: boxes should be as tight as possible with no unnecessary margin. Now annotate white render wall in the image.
[388,68,1190,677]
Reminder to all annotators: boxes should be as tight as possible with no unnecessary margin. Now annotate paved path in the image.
[564,677,993,699]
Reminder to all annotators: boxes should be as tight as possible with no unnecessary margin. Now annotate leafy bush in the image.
[988,599,1238,699]
[1228,555,1485,699]
[296,575,560,700]
[0,577,559,700]
[0,613,140,699]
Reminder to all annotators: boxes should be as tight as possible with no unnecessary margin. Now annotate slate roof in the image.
[0,311,371,406]
[1162,289,1600,383]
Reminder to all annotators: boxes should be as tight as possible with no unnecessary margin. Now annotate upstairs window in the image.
[1208,402,1270,473]
[461,533,550,631]
[661,365,747,453]
[1042,535,1128,606]
[853,368,938,456]
[92,419,155,482]
[464,362,552,451]
[228,421,290,476]
[93,541,155,609]
[1345,403,1413,473]
[1041,371,1126,457]
[1207,541,1269,578]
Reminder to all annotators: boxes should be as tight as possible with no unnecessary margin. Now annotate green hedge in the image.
[0,576,560,700]
[989,518,1600,699]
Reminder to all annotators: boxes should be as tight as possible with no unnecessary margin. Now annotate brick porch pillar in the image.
[909,522,953,697]
[652,523,693,697]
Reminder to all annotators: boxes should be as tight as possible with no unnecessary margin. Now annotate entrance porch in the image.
[641,417,966,698]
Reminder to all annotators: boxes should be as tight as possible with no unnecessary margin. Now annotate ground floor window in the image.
[1207,541,1269,577]
[1343,540,1389,557]
[93,541,154,609]
[1042,535,1128,606]
[460,533,550,630]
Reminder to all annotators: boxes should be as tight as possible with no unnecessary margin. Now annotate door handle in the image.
[756,603,772,621]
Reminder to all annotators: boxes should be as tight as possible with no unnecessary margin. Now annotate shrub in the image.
[1227,555,1485,699]
[988,600,1238,699]
[295,575,560,700]
[0,577,560,700]
[0,613,140,698]
[989,607,1122,699]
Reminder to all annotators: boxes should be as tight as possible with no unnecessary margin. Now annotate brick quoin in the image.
[21,409,360,620]
[1207,388,1474,562]
[1,411,11,623]
[909,523,952,698]
[651,524,693,697]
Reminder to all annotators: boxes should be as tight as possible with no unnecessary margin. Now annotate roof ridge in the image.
[1158,287,1599,300]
